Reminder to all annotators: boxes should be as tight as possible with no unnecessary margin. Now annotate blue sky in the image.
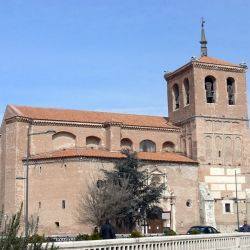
[1,0,250,120]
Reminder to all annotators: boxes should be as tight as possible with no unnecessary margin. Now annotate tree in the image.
[78,150,165,233]
[103,150,165,232]
[77,177,132,227]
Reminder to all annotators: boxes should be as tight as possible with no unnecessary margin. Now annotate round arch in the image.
[139,140,156,152]
[162,141,175,152]
[120,138,133,150]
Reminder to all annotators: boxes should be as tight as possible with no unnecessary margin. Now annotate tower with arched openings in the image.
[164,20,250,232]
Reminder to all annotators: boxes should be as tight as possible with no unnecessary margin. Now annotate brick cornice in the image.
[5,116,181,132]
[164,60,246,81]
[5,116,32,124]
[164,62,192,81]
[193,61,246,73]
[103,121,123,127]
[27,155,198,166]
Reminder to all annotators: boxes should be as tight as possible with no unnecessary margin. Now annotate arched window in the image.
[52,131,76,150]
[86,136,101,149]
[183,78,190,105]
[227,77,235,105]
[139,140,156,152]
[162,141,175,152]
[172,84,180,110]
[205,76,216,103]
[121,138,133,151]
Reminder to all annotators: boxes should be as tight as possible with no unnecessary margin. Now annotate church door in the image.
[147,219,164,234]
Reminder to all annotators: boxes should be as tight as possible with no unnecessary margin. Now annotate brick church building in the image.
[0,23,250,235]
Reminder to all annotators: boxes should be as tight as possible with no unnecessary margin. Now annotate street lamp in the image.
[16,126,56,238]
[169,193,176,230]
[234,170,250,231]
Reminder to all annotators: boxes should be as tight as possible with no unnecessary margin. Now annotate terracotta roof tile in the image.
[28,148,197,164]
[197,56,238,67]
[8,105,178,129]
[137,151,196,163]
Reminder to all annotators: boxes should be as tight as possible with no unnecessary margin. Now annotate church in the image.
[0,23,250,235]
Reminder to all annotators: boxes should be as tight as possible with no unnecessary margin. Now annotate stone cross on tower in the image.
[200,18,208,57]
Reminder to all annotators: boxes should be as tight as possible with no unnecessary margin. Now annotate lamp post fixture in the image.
[16,126,56,238]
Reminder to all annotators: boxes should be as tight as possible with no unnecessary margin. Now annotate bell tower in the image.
[164,20,250,231]
[164,20,248,160]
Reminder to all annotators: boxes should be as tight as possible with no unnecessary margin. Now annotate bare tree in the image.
[77,178,132,227]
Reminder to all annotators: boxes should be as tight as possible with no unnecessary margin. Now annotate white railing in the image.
[47,232,250,250]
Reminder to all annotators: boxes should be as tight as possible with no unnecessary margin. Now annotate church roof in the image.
[7,105,178,130]
[196,56,238,67]
[28,147,197,164]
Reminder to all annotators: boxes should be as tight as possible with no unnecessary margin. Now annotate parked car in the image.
[238,224,250,232]
[187,226,220,234]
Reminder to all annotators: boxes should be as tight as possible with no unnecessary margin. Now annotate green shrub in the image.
[75,232,101,241]
[75,234,90,241]
[163,228,177,236]
[90,232,102,240]
[130,230,143,238]
[29,234,47,244]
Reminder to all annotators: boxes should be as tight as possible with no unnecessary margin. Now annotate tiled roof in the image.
[165,56,242,81]
[28,148,197,164]
[7,105,178,129]
[197,56,238,67]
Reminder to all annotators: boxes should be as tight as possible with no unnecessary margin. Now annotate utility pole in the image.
[24,123,31,238]
[16,125,56,238]
[235,170,240,231]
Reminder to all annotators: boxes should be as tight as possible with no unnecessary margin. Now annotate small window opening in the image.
[227,77,235,105]
[225,203,231,213]
[39,166,42,174]
[62,200,66,209]
[218,151,221,157]
[205,76,216,103]
[55,221,60,227]
[186,199,192,207]
[38,202,41,209]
